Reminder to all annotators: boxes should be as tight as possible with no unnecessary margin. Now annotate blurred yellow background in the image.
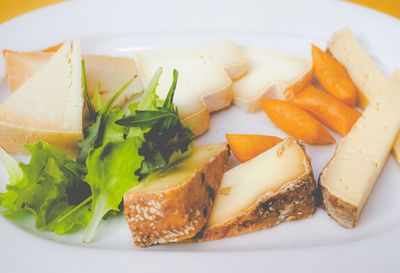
[0,0,399,23]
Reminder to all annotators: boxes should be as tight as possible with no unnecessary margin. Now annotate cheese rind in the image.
[319,70,400,228]
[197,138,316,241]
[232,46,312,112]
[328,28,400,166]
[0,41,83,155]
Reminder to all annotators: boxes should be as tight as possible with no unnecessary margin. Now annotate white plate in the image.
[0,0,400,272]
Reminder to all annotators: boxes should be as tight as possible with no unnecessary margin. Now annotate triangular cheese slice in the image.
[0,40,83,154]
[135,47,233,136]
[232,46,312,112]
[2,51,143,107]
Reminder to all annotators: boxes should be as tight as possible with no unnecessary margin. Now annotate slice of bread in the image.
[2,51,142,107]
[328,28,400,165]
[196,138,315,241]
[135,49,233,136]
[123,143,230,247]
[232,46,312,112]
[0,41,83,155]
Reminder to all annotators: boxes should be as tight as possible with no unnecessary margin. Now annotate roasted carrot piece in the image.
[312,44,357,106]
[41,42,64,52]
[226,134,282,162]
[261,99,335,145]
[290,85,361,136]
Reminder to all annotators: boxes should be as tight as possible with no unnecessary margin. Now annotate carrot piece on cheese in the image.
[290,85,361,136]
[226,134,282,162]
[261,99,335,145]
[312,44,357,106]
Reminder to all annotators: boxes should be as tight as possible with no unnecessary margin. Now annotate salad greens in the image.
[0,64,194,243]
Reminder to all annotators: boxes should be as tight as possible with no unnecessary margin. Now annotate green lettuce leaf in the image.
[82,137,143,242]
[0,141,91,234]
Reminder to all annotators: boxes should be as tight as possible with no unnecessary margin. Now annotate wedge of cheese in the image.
[197,41,248,80]
[232,46,312,112]
[0,41,83,155]
[135,49,233,136]
[319,70,400,228]
[124,143,230,247]
[328,28,400,165]
[196,138,315,241]
[2,50,142,107]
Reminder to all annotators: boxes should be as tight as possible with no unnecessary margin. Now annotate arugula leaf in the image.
[82,60,96,120]
[116,69,194,178]
[77,75,137,163]
[82,137,143,243]
[0,142,91,234]
[0,146,23,185]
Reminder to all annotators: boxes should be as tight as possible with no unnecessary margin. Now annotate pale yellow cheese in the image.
[232,46,312,112]
[328,28,400,165]
[208,138,307,227]
[320,70,400,213]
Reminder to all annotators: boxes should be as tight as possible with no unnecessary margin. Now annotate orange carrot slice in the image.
[226,134,282,162]
[41,42,64,52]
[290,85,361,136]
[261,99,335,145]
[312,44,357,106]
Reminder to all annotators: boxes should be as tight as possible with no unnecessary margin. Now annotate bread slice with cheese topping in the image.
[124,143,230,247]
[232,46,312,112]
[196,138,315,241]
[0,41,83,155]
[319,70,400,228]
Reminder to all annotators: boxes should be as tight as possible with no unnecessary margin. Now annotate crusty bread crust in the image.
[0,121,82,156]
[195,142,316,241]
[123,145,230,247]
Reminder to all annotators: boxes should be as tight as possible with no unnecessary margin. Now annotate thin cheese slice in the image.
[0,41,83,154]
[328,28,400,165]
[320,70,400,228]
[135,47,233,136]
[232,46,312,112]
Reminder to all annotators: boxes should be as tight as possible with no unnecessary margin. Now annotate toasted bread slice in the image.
[135,49,233,136]
[123,143,230,247]
[232,46,312,112]
[0,41,83,155]
[319,70,400,228]
[328,28,400,165]
[2,51,142,107]
[196,138,315,241]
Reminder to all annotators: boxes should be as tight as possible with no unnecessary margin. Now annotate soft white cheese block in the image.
[208,138,308,227]
[320,70,400,228]
[232,46,312,112]
[135,46,233,136]
[0,41,84,154]
[328,28,400,165]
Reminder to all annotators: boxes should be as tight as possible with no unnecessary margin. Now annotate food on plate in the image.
[328,28,387,109]
[312,44,358,106]
[290,85,361,136]
[2,50,143,107]
[328,28,400,165]
[319,70,400,228]
[226,134,282,162]
[135,47,234,136]
[199,41,249,80]
[262,99,335,145]
[124,143,229,247]
[0,41,83,155]
[196,138,315,241]
[232,46,312,112]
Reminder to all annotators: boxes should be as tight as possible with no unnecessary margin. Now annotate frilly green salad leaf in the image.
[0,64,194,243]
[0,142,90,234]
